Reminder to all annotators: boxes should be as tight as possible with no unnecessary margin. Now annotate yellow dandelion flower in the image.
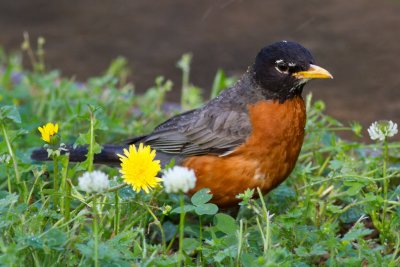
[117,143,162,193]
[38,122,59,143]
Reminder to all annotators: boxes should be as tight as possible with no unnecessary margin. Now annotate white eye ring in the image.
[275,66,289,74]
[275,60,289,74]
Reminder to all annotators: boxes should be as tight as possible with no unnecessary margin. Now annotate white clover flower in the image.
[162,166,197,193]
[78,170,110,193]
[367,120,398,141]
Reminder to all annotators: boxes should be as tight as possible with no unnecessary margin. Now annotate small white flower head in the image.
[162,166,197,193]
[368,120,398,141]
[78,170,110,193]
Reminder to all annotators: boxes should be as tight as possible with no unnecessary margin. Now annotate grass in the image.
[0,38,400,266]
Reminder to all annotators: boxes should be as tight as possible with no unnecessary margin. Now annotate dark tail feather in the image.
[31,144,125,165]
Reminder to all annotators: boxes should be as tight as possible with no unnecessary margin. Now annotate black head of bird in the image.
[253,41,333,102]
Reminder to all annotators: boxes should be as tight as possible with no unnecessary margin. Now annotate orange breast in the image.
[183,96,306,206]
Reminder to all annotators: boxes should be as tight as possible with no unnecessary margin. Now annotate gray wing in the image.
[131,105,252,157]
[128,71,264,157]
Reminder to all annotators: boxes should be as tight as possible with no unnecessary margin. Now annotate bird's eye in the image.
[275,62,289,73]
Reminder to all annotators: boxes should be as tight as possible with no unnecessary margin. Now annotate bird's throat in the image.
[260,83,305,104]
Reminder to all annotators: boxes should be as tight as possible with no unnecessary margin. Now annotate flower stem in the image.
[60,156,70,221]
[114,190,120,235]
[1,122,21,184]
[88,107,95,172]
[178,193,185,266]
[64,179,71,223]
[53,155,59,208]
[179,54,191,110]
[198,215,203,264]
[382,137,389,238]
[257,187,272,254]
[6,167,11,193]
[71,183,127,217]
[93,195,99,267]
[145,205,166,251]
[236,219,244,267]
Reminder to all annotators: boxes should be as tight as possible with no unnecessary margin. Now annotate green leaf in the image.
[364,192,378,202]
[191,188,213,206]
[182,85,203,110]
[294,246,309,257]
[343,181,365,196]
[76,243,92,257]
[236,188,254,206]
[106,56,128,77]
[350,121,362,137]
[309,244,327,256]
[164,158,176,170]
[342,227,373,241]
[162,221,177,241]
[176,53,192,72]
[182,238,199,254]
[171,204,195,214]
[340,206,364,224]
[214,246,236,262]
[211,69,226,99]
[0,191,19,209]
[43,229,67,250]
[326,204,343,214]
[210,69,237,99]
[214,213,237,234]
[194,203,218,215]
[240,253,259,267]
[25,236,44,249]
[0,105,21,124]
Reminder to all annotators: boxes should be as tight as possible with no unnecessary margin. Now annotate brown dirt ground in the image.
[1,0,400,135]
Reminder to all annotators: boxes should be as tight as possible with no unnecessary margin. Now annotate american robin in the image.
[32,41,332,206]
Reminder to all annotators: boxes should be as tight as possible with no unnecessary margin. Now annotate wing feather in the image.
[134,107,251,156]
[128,73,262,157]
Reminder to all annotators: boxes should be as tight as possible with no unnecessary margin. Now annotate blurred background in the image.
[1,0,400,127]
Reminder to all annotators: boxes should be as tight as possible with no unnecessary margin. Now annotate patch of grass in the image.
[0,38,400,266]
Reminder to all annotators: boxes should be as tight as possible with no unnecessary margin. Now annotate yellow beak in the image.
[293,64,333,79]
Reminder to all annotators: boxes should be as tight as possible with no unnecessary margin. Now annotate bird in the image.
[32,41,333,207]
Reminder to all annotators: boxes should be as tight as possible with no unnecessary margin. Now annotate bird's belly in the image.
[183,97,306,206]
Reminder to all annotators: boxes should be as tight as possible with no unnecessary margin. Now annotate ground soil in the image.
[1,0,400,134]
